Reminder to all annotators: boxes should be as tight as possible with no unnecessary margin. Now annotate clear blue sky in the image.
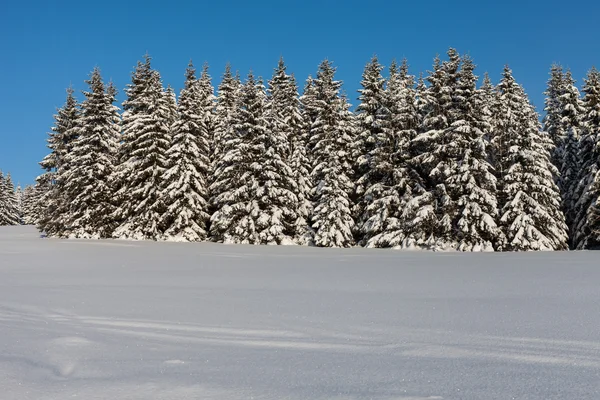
[1,0,599,186]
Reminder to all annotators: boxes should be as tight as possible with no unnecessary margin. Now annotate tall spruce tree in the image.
[112,55,171,240]
[37,87,80,236]
[309,60,355,247]
[494,66,568,250]
[410,49,462,249]
[161,62,212,241]
[438,56,500,250]
[61,68,120,238]
[210,72,273,243]
[543,64,566,170]
[573,67,600,249]
[557,70,585,242]
[363,60,423,248]
[266,58,309,244]
[354,56,386,241]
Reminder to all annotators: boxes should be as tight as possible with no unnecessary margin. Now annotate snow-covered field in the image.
[1,225,599,400]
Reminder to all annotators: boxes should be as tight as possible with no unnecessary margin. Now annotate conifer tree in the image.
[363,60,423,248]
[37,87,80,236]
[0,173,20,225]
[210,72,276,243]
[212,64,241,173]
[557,70,585,240]
[61,67,120,238]
[437,56,501,250]
[573,67,600,249]
[309,60,355,247]
[543,64,566,170]
[354,56,386,240]
[21,185,41,225]
[160,62,211,241]
[112,55,171,240]
[410,49,462,249]
[494,66,568,250]
[266,58,310,244]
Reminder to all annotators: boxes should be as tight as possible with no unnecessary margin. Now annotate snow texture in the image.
[1,225,599,400]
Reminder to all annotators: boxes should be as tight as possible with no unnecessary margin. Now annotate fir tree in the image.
[160,62,211,241]
[61,67,120,238]
[112,55,171,240]
[494,66,568,251]
[573,67,600,249]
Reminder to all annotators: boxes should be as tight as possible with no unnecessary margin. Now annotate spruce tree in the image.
[438,56,501,251]
[363,60,423,248]
[0,173,7,225]
[160,62,212,241]
[112,55,171,240]
[557,70,585,242]
[37,87,80,236]
[309,60,355,247]
[410,49,462,249]
[573,67,600,249]
[543,64,566,170]
[212,64,241,174]
[61,67,120,238]
[266,58,309,244]
[494,66,568,250]
[354,56,386,241]
[210,72,272,243]
[21,185,42,225]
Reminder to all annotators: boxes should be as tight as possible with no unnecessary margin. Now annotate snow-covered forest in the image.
[12,49,600,250]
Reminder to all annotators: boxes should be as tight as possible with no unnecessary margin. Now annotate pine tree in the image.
[160,62,212,241]
[60,67,120,238]
[112,55,171,240]
[37,87,80,236]
[309,60,355,247]
[494,66,568,251]
[573,67,600,249]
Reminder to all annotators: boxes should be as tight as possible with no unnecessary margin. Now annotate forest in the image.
[2,48,599,251]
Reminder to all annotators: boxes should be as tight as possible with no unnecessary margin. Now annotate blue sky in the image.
[1,0,599,186]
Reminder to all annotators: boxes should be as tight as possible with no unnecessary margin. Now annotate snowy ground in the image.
[1,226,599,400]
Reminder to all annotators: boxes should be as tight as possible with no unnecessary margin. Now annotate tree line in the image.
[17,49,600,250]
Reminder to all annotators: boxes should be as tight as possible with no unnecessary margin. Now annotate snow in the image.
[1,225,599,399]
